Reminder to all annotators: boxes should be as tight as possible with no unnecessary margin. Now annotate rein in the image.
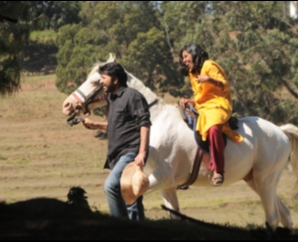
[72,83,104,115]
[148,99,158,109]
[177,148,204,190]
[67,112,85,126]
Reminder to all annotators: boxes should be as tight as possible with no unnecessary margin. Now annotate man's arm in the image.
[134,125,150,167]
[82,117,108,130]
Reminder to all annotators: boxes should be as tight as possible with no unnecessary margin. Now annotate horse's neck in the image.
[126,71,164,120]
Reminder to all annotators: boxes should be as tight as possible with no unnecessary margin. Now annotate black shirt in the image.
[104,86,151,169]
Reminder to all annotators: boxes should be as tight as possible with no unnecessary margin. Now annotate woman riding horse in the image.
[178,44,243,186]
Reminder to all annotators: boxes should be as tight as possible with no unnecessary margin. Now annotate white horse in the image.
[62,54,298,234]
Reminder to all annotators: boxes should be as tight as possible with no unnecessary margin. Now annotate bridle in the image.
[67,83,106,126]
[72,83,105,115]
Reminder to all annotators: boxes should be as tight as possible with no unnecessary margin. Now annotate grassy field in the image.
[1,74,298,239]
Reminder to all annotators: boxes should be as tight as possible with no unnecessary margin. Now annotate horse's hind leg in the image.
[160,187,180,219]
[249,164,294,236]
[276,196,292,229]
[245,178,292,229]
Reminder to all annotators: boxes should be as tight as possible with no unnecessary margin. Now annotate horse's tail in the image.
[280,123,298,197]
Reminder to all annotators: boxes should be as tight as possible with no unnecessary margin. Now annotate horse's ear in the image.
[107,53,116,63]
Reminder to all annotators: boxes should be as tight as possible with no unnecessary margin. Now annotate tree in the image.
[55,24,101,94]
[56,1,183,96]
[55,1,298,124]
[0,1,47,97]
[161,1,298,124]
[37,1,83,31]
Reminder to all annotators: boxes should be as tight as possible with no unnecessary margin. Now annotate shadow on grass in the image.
[0,195,297,240]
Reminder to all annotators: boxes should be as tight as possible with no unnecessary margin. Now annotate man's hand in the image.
[134,152,146,167]
[82,115,93,130]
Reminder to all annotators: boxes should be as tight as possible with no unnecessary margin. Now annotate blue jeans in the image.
[103,152,145,220]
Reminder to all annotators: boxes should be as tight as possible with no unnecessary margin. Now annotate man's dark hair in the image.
[99,62,128,87]
[178,44,209,76]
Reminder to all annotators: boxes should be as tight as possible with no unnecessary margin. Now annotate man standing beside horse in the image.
[82,62,151,220]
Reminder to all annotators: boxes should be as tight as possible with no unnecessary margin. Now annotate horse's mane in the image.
[87,54,164,106]
[87,62,102,78]
[125,70,162,104]
[87,53,117,78]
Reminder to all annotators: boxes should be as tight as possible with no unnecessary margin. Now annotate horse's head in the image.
[62,53,116,120]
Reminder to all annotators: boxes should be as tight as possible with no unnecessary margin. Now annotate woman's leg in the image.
[208,124,225,185]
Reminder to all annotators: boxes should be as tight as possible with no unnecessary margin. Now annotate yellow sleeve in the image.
[201,60,228,85]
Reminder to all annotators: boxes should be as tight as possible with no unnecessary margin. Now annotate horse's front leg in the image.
[160,187,180,219]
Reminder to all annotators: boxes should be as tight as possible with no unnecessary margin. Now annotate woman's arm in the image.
[197,75,223,89]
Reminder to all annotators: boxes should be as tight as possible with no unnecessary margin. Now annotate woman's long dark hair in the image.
[179,44,209,76]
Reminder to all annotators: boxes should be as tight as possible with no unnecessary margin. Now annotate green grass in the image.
[0,154,7,161]
[7,158,31,165]
[29,30,57,45]
[23,74,56,82]
[178,193,258,209]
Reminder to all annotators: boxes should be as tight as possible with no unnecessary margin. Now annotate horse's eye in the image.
[91,81,100,87]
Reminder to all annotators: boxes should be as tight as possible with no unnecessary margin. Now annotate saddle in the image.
[176,103,239,190]
[177,103,239,153]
